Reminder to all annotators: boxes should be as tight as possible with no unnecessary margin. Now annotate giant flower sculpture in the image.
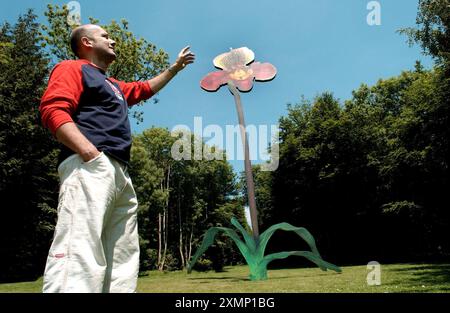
[200,47,276,92]
[189,47,341,281]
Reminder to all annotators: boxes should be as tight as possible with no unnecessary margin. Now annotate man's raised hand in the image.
[172,46,195,72]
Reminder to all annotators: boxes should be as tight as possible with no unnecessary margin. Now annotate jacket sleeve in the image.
[109,79,154,106]
[39,61,84,135]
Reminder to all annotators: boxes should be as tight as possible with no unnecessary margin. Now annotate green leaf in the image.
[262,251,342,273]
[258,222,322,259]
[230,217,257,252]
[187,226,249,273]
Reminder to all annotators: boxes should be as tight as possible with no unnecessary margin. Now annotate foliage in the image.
[130,128,243,272]
[268,64,449,264]
[0,10,58,282]
[0,42,13,64]
[399,0,450,65]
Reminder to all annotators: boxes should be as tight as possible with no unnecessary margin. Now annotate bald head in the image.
[69,24,116,66]
[70,24,101,58]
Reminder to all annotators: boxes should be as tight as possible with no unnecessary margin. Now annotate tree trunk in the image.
[188,224,194,262]
[179,230,185,268]
[178,191,185,268]
[184,237,188,266]
[160,208,167,271]
[159,165,171,271]
[157,213,162,269]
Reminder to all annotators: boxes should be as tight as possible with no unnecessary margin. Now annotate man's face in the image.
[84,26,116,62]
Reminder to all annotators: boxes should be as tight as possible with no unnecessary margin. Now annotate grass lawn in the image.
[1,263,449,293]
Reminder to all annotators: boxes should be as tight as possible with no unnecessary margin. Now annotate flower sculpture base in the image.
[187,218,342,281]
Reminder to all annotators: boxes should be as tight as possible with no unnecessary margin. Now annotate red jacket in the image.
[40,59,154,163]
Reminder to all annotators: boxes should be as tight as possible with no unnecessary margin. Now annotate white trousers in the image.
[43,152,140,293]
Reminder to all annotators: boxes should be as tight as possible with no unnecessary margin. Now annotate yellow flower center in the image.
[229,68,253,81]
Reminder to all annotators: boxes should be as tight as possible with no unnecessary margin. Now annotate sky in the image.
[0,0,433,174]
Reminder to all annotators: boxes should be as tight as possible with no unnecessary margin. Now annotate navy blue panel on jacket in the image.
[58,65,129,165]
[40,59,154,166]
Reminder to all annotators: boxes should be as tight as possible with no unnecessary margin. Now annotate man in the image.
[39,24,195,293]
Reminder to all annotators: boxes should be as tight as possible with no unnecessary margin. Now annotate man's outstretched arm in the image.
[147,46,195,93]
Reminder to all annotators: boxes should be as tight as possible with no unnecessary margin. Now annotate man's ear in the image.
[80,36,93,49]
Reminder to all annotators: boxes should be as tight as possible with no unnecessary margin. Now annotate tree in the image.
[129,139,162,271]
[41,4,169,123]
[270,64,449,264]
[0,42,13,64]
[185,148,242,271]
[130,128,243,272]
[399,0,450,66]
[0,10,59,282]
[398,0,450,257]
[131,128,175,271]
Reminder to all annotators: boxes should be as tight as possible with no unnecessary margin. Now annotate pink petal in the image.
[250,62,277,81]
[233,77,254,92]
[200,71,229,91]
